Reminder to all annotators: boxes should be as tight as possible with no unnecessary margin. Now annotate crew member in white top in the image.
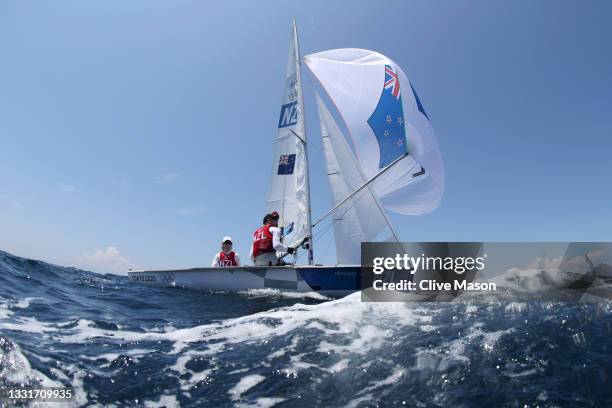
[249,211,294,266]
[211,236,241,267]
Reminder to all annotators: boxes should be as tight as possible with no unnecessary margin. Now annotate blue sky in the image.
[1,1,611,273]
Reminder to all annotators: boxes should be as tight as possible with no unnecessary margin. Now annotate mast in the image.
[293,19,314,265]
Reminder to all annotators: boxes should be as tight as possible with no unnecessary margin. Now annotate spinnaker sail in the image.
[304,48,445,215]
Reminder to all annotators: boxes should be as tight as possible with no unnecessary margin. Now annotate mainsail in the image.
[304,49,445,215]
[267,21,313,262]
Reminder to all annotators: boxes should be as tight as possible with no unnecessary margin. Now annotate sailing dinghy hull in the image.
[128,265,360,297]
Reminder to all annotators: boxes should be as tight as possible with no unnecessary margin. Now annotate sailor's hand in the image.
[287,247,295,255]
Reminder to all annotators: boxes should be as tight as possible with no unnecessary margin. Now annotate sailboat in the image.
[128,20,445,297]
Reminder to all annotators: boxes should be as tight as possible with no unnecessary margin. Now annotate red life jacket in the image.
[218,251,238,267]
[252,224,275,258]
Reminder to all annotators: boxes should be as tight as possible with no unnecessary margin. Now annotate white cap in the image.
[221,236,233,244]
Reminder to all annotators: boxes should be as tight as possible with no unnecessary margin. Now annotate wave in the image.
[2,249,612,406]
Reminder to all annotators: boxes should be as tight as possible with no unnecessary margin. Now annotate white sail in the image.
[304,49,445,215]
[267,21,311,251]
[317,94,394,264]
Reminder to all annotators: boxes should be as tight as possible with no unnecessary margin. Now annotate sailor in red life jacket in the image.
[249,211,294,266]
[211,236,241,267]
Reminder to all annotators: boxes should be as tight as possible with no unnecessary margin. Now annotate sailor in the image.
[250,211,294,266]
[211,236,241,267]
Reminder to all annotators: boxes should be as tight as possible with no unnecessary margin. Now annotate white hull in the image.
[128,265,361,297]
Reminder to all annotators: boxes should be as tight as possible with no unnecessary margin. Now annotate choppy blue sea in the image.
[1,249,611,407]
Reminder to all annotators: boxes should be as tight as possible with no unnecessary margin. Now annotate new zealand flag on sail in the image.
[277,154,296,175]
[367,65,409,168]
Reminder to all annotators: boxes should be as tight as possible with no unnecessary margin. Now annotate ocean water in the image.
[1,249,611,407]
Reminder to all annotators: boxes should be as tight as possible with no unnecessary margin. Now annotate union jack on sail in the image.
[384,66,400,99]
[277,154,296,175]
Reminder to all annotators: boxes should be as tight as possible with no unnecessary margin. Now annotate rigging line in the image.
[314,223,333,242]
[325,174,399,247]
[319,189,383,238]
[289,129,306,144]
[331,186,370,222]
[368,175,401,244]
[312,153,409,228]
[288,223,332,263]
[319,227,334,263]
[306,224,333,265]
[293,249,305,262]
[306,218,340,265]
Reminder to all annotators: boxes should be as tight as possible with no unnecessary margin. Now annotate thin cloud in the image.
[60,184,78,193]
[155,173,181,184]
[77,246,133,275]
[177,206,206,216]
